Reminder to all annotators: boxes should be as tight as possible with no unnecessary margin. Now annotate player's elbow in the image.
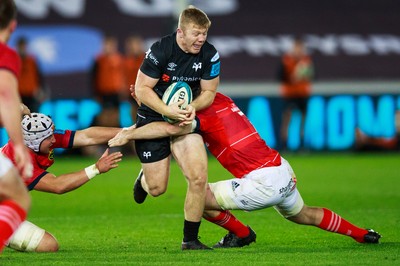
[51,185,72,194]
[134,84,148,100]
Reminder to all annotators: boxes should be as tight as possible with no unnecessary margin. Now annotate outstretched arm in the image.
[108,121,194,147]
[32,149,122,194]
[73,127,122,147]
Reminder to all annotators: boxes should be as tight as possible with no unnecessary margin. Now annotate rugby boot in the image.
[363,229,381,244]
[213,226,256,248]
[181,239,213,250]
[133,169,147,204]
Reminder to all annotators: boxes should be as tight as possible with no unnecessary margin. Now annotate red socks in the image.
[205,210,250,238]
[0,200,27,252]
[207,208,369,242]
[318,208,368,242]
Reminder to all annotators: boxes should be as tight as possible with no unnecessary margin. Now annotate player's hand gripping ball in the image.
[161,81,192,123]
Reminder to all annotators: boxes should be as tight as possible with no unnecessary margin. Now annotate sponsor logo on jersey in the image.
[143,151,151,159]
[162,74,170,82]
[167,62,177,71]
[211,52,220,62]
[145,48,159,65]
[279,178,295,196]
[210,62,220,77]
[171,76,201,82]
[240,200,249,206]
[230,105,245,116]
[192,62,202,72]
[231,181,240,191]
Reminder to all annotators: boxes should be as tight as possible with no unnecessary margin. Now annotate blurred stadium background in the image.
[2,0,400,152]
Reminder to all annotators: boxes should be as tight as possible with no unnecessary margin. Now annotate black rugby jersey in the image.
[139,31,220,116]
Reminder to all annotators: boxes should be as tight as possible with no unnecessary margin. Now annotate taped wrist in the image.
[85,164,100,179]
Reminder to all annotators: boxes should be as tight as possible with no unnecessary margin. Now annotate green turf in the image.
[1,152,399,265]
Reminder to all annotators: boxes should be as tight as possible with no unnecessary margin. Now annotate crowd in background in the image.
[13,35,399,153]
[16,34,145,125]
[15,34,146,155]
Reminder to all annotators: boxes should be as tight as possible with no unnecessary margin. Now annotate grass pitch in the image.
[1,152,399,265]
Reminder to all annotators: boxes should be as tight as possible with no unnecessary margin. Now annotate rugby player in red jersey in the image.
[1,113,122,252]
[110,92,381,247]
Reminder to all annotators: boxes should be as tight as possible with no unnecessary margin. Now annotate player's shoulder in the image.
[201,41,220,64]
[54,129,70,140]
[151,32,175,53]
[54,129,74,139]
[54,129,67,135]
[145,33,175,66]
[0,43,19,62]
[203,40,218,54]
[203,40,217,51]
[0,43,20,76]
[209,93,231,110]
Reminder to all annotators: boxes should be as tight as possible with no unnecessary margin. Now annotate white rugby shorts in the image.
[0,152,14,177]
[209,157,304,217]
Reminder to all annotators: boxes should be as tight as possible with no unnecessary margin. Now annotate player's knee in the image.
[147,185,166,197]
[188,173,207,188]
[142,169,168,197]
[35,232,59,252]
[7,221,58,252]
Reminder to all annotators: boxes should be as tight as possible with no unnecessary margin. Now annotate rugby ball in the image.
[161,81,192,123]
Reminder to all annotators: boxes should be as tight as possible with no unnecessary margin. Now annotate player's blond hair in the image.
[178,6,211,31]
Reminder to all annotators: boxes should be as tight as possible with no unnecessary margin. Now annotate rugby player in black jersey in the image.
[133,6,220,250]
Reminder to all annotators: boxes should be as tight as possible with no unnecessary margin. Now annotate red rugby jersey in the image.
[0,42,21,77]
[1,130,75,190]
[197,93,281,178]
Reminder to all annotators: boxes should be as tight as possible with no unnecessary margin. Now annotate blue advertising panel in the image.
[1,94,398,152]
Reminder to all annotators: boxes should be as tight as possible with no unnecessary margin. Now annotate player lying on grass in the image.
[109,92,381,248]
[0,113,122,252]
